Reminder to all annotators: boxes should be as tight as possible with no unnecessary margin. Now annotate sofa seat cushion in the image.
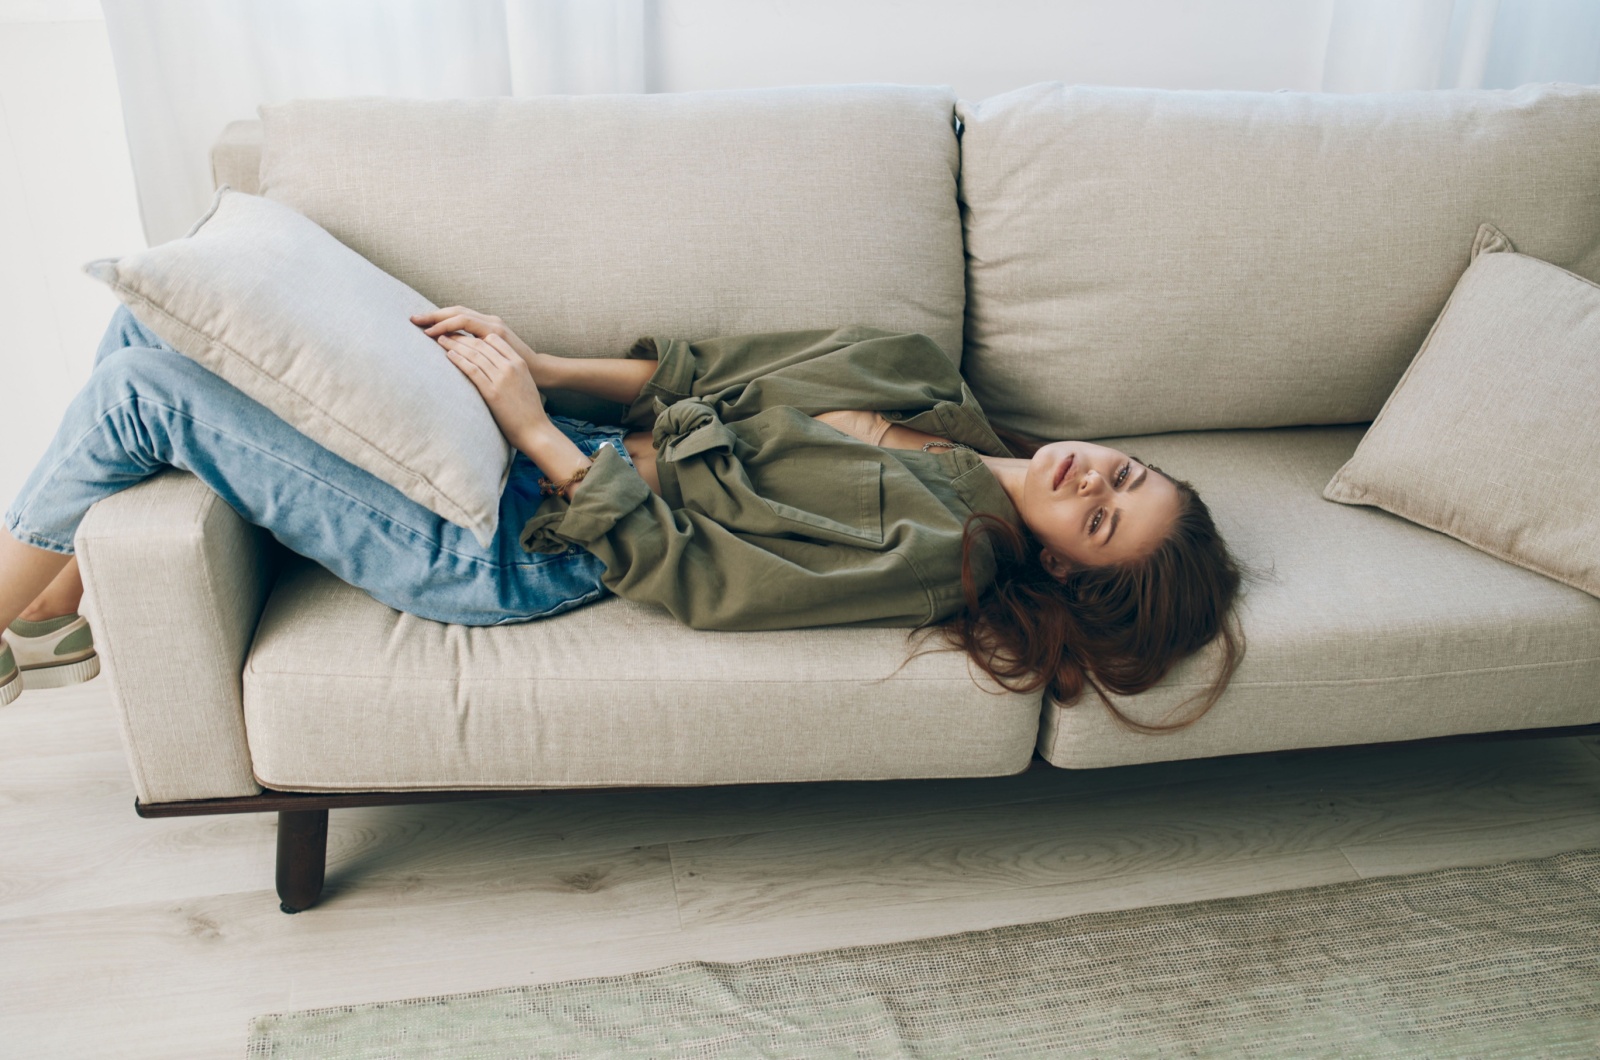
[242,561,1041,792]
[1040,427,1600,769]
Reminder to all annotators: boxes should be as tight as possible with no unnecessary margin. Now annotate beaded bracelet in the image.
[539,464,591,498]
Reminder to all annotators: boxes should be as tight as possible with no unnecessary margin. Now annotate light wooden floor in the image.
[2,679,1598,1058]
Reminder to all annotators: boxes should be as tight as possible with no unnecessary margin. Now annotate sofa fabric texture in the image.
[209,119,262,196]
[243,557,1041,791]
[257,87,966,423]
[75,470,271,803]
[1038,427,1600,769]
[84,188,513,547]
[1325,225,1600,598]
[957,82,1600,440]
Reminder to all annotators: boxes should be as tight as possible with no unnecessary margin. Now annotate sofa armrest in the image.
[75,470,276,803]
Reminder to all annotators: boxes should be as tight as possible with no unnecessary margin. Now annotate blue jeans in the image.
[3,306,627,626]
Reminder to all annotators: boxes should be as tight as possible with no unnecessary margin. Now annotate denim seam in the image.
[501,582,610,623]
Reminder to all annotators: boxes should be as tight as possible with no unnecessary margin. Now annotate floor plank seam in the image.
[665,842,687,931]
[674,784,1121,841]
[1336,812,1600,882]
[1357,807,1600,851]
[672,848,1352,934]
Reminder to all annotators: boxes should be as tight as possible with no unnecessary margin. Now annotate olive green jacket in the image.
[520,326,1021,630]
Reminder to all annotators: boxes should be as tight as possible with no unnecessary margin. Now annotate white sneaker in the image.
[7,613,100,690]
[0,638,20,706]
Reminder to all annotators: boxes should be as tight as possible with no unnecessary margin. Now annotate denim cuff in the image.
[3,508,75,555]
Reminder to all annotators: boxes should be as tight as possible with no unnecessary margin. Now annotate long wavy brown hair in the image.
[921,426,1244,735]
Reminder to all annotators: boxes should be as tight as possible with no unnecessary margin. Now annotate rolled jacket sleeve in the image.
[519,445,653,555]
[622,338,697,429]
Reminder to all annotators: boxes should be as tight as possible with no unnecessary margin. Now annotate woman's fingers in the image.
[441,338,490,370]
[412,305,509,340]
[420,314,489,338]
[442,346,491,390]
[440,327,549,444]
[444,339,498,379]
[413,305,479,324]
[441,333,509,367]
[482,333,521,360]
[411,306,470,329]
[457,336,499,365]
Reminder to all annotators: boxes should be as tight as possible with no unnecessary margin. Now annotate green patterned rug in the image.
[248,849,1600,1059]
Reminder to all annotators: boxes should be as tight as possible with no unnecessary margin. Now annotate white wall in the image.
[0,1,144,509]
[651,0,1339,97]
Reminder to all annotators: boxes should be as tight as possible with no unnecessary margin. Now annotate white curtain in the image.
[1322,0,1600,91]
[101,0,1598,246]
[100,0,645,245]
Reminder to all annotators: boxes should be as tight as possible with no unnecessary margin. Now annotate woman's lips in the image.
[1053,454,1074,490]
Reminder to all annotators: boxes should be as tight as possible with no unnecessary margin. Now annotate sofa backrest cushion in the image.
[257,88,965,422]
[956,82,1600,440]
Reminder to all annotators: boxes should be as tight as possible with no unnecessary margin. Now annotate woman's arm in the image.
[514,419,594,497]
[435,329,593,499]
[412,307,657,406]
[536,353,659,406]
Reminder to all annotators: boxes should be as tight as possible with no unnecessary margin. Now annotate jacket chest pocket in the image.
[758,457,884,547]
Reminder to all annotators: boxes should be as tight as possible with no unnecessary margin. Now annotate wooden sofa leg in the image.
[275,809,329,914]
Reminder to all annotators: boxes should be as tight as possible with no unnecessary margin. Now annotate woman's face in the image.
[1016,441,1181,578]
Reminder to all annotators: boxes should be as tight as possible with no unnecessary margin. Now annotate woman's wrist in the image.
[526,350,564,391]
[513,419,593,497]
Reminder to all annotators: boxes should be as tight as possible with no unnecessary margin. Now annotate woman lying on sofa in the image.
[0,306,1242,733]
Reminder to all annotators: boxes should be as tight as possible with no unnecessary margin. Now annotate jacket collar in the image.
[946,450,1023,530]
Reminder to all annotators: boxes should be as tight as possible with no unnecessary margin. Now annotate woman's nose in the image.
[1079,469,1104,495]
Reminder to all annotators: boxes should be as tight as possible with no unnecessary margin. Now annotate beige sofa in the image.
[75,84,1600,912]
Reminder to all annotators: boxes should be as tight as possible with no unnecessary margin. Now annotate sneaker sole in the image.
[0,670,20,706]
[20,654,101,690]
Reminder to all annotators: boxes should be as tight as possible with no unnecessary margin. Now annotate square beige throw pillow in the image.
[84,187,512,548]
[1324,224,1600,597]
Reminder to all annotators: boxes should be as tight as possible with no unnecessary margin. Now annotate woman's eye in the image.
[1089,510,1103,535]
[1116,463,1130,487]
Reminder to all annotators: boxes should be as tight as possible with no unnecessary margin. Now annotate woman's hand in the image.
[411,306,556,388]
[436,331,550,449]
